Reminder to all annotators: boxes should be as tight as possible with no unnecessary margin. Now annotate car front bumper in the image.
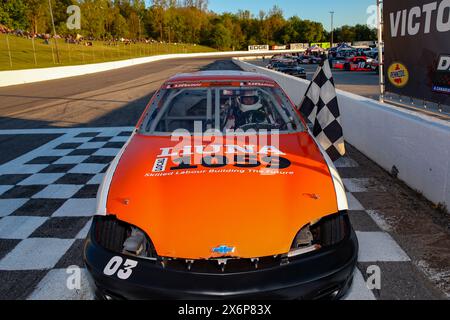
[83,224,358,300]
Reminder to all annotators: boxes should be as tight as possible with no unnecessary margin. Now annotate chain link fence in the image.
[0,33,215,71]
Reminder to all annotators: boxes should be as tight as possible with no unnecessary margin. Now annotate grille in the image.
[162,255,288,274]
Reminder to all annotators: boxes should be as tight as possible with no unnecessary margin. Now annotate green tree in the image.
[209,22,232,50]
[0,0,29,30]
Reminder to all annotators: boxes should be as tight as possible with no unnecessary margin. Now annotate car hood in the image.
[106,132,339,259]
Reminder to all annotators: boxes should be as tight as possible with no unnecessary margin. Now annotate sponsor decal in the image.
[248,44,269,51]
[147,144,293,176]
[388,62,409,87]
[166,83,203,89]
[388,1,450,38]
[152,157,168,173]
[212,245,235,255]
[432,54,450,94]
[160,145,289,171]
[242,81,275,87]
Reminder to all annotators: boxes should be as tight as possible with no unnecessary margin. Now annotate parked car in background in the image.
[333,56,373,72]
[297,55,322,65]
[268,61,307,79]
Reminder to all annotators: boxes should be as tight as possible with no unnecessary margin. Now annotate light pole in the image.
[377,0,384,103]
[48,0,60,63]
[330,11,334,47]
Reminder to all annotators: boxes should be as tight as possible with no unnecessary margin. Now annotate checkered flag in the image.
[299,59,345,161]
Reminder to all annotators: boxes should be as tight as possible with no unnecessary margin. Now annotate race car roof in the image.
[165,71,276,84]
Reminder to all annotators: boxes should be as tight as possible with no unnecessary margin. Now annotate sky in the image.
[207,0,377,31]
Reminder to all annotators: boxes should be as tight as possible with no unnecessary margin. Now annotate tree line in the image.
[0,0,377,50]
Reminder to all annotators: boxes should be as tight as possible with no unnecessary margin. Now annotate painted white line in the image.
[356,231,411,262]
[0,238,74,270]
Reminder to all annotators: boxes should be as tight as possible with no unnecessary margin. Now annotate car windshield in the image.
[140,85,305,134]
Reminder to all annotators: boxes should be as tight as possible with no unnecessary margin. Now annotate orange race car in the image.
[83,71,358,300]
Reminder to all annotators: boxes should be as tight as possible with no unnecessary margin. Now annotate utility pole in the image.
[48,0,60,63]
[377,0,384,103]
[330,11,334,47]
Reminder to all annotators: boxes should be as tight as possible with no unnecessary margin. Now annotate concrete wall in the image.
[0,49,302,87]
[233,58,450,211]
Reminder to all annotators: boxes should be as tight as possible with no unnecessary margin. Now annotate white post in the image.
[48,0,60,63]
[330,11,334,47]
[6,34,12,68]
[31,36,37,65]
[377,0,385,103]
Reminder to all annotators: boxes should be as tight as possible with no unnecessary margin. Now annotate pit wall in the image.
[0,49,303,87]
[232,58,450,211]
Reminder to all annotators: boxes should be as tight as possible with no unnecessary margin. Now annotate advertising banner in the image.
[384,0,450,104]
[289,43,309,50]
[310,42,331,49]
[248,45,269,51]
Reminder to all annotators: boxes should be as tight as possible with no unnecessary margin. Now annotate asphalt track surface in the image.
[0,57,448,300]
[0,57,240,163]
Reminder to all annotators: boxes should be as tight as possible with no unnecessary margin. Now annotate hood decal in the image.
[106,132,339,259]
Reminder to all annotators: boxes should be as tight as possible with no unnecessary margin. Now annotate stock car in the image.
[333,56,373,71]
[297,55,322,65]
[267,61,307,79]
[83,71,358,300]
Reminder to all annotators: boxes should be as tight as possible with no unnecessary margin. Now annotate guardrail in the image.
[233,58,450,212]
[0,49,303,87]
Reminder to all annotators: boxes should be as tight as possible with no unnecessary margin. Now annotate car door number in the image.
[357,62,366,69]
[103,256,138,280]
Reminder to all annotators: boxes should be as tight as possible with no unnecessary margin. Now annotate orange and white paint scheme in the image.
[96,71,348,260]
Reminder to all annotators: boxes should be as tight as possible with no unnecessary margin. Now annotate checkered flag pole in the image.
[299,59,345,161]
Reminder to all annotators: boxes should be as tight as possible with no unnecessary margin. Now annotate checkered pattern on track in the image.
[0,127,415,300]
[0,127,133,299]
